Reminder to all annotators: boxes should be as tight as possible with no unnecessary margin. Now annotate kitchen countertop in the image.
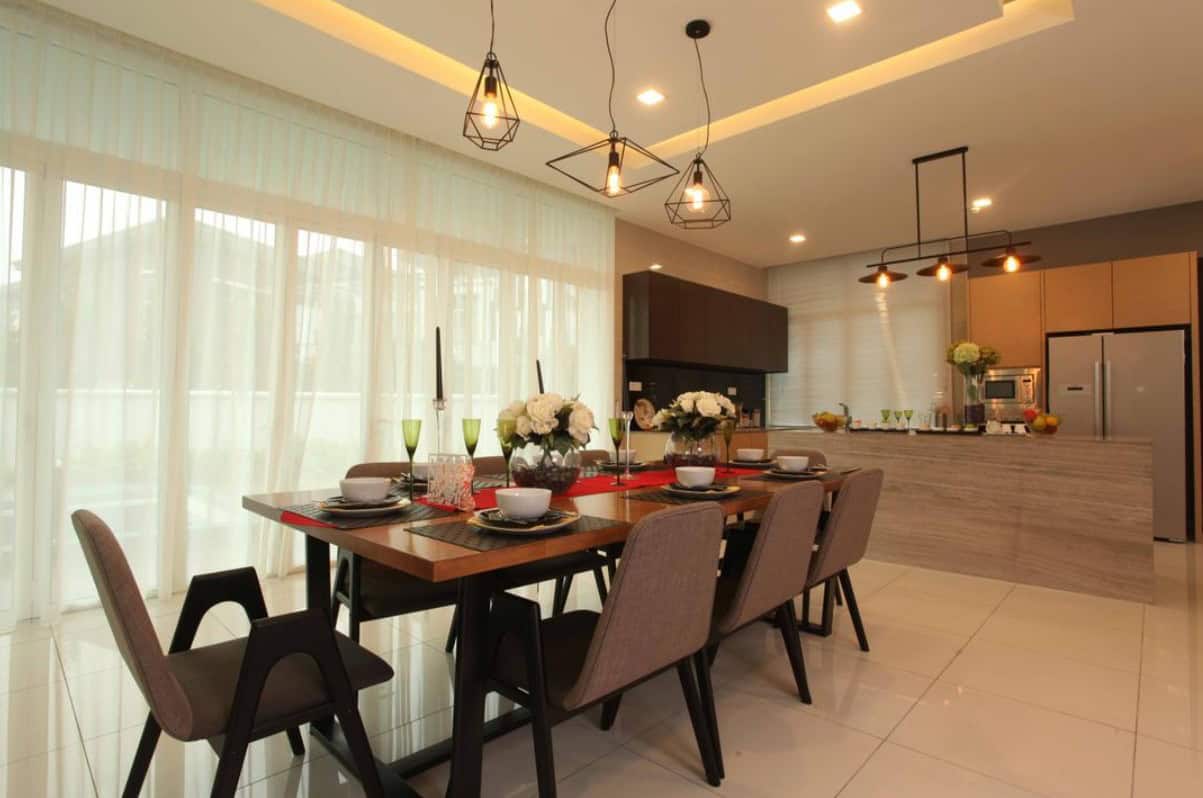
[630,425,805,434]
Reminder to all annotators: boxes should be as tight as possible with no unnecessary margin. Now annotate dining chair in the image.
[798,468,884,650]
[486,503,727,796]
[333,462,611,653]
[579,449,612,467]
[767,447,828,467]
[71,510,391,798]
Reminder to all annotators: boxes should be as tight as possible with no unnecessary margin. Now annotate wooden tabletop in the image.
[242,472,846,583]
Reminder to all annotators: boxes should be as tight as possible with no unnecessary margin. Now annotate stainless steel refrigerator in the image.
[1048,329,1190,541]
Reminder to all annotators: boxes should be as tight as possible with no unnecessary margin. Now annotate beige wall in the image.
[613,219,767,392]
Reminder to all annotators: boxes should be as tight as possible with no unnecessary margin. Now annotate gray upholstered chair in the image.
[469,455,508,475]
[333,462,611,652]
[487,503,727,795]
[71,510,391,798]
[799,468,884,650]
[579,448,612,467]
[768,447,828,467]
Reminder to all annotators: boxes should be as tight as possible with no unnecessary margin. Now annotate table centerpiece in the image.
[498,392,595,494]
[946,340,1001,426]
[653,390,738,466]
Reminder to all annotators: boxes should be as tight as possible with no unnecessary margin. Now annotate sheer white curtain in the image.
[0,1,615,627]
[767,250,952,426]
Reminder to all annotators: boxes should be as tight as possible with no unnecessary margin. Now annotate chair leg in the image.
[591,566,608,604]
[122,714,160,798]
[676,660,722,787]
[285,726,305,756]
[777,603,812,704]
[833,578,844,606]
[553,574,573,616]
[445,603,461,653]
[838,569,870,652]
[600,695,622,731]
[693,650,724,780]
[210,725,251,798]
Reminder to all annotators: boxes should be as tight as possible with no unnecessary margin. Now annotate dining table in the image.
[241,465,851,797]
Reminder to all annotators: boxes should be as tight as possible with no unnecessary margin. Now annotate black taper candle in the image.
[435,326,444,401]
[536,359,545,394]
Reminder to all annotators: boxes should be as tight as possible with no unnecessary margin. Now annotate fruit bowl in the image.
[812,412,846,432]
[1024,410,1061,436]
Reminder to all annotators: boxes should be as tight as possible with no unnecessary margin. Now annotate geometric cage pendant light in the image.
[463,0,520,151]
[664,19,732,229]
[546,0,679,197]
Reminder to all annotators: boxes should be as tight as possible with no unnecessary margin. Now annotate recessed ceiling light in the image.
[637,88,665,106]
[649,262,664,271]
[789,233,807,243]
[971,197,993,212]
[827,1,863,24]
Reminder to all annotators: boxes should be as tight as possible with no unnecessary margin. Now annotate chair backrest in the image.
[770,447,828,468]
[71,510,193,739]
[579,449,611,467]
[807,468,884,586]
[470,456,508,476]
[346,462,410,479]
[715,482,824,636]
[563,503,724,710]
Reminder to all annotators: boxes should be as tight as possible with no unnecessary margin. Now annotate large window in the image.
[0,4,614,623]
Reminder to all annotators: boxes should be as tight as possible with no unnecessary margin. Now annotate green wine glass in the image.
[462,418,481,459]
[608,417,625,486]
[880,409,891,425]
[497,418,517,487]
[903,408,914,430]
[402,419,422,500]
[721,419,736,471]
[893,410,903,428]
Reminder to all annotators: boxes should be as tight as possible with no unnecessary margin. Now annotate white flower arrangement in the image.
[652,390,738,440]
[498,393,595,455]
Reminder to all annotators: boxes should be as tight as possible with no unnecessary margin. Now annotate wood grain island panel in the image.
[768,430,1153,602]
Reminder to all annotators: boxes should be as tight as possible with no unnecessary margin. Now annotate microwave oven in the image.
[983,367,1040,420]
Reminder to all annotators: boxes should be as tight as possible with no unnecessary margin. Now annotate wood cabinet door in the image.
[1112,253,1192,328]
[1043,262,1113,332]
[969,271,1044,367]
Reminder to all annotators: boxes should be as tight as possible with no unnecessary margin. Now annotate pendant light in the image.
[463,0,519,151]
[546,0,678,196]
[664,20,731,229]
[860,146,1040,286]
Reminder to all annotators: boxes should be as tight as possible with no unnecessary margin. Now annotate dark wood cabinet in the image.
[623,272,788,372]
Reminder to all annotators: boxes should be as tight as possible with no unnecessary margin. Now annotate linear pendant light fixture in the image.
[463,0,520,151]
[546,0,678,197]
[664,19,731,229]
[861,146,1040,287]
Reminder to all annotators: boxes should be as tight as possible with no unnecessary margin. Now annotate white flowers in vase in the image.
[498,392,596,455]
[652,390,738,440]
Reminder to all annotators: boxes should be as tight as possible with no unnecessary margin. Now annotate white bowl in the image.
[495,488,552,521]
[340,477,392,502]
[735,448,765,461]
[776,455,810,473]
[675,466,716,488]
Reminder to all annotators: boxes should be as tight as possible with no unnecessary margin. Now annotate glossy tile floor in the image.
[4,542,1203,797]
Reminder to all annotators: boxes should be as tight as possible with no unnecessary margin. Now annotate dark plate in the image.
[323,494,406,510]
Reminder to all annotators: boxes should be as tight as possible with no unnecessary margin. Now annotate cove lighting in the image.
[827,1,863,24]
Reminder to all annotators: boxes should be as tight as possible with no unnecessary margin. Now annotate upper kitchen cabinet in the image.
[623,272,787,372]
[1112,253,1193,328]
[969,271,1044,367]
[1043,262,1114,332]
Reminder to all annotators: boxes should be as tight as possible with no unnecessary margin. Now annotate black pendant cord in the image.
[604,0,618,135]
[488,0,496,54]
[694,38,711,159]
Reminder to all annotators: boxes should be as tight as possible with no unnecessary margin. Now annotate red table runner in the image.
[282,466,766,527]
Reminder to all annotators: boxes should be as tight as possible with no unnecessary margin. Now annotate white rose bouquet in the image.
[498,392,595,456]
[652,390,738,440]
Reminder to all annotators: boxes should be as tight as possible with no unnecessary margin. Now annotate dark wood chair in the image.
[486,503,727,796]
[798,468,884,649]
[333,462,612,652]
[71,510,392,798]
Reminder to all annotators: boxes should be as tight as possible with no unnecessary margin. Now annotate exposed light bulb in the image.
[876,270,891,288]
[605,145,622,196]
[481,74,500,129]
[937,262,952,281]
[1004,254,1020,273]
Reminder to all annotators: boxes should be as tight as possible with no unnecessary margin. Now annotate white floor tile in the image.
[856,583,998,637]
[0,637,64,695]
[890,680,1135,798]
[815,613,969,678]
[0,680,82,765]
[975,608,1143,673]
[886,567,1014,608]
[1133,735,1203,798]
[556,747,717,798]
[840,742,1042,798]
[1137,673,1203,750]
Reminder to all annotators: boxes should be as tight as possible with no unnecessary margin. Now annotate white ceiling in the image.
[41,0,1203,267]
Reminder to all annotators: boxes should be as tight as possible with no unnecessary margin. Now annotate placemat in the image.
[282,501,457,530]
[624,487,772,505]
[406,514,623,552]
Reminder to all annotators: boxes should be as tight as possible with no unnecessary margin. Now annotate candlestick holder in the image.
[433,397,447,453]
[621,409,635,482]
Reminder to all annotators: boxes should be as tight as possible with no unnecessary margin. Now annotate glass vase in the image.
[663,432,718,467]
[963,372,986,425]
[511,443,581,494]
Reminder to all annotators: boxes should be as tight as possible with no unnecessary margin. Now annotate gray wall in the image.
[967,201,1203,276]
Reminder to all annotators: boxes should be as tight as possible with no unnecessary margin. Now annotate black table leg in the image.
[306,535,333,620]
[446,574,493,798]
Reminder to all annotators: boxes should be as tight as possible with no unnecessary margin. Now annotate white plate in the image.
[764,469,822,480]
[319,499,411,517]
[468,509,580,535]
[663,484,742,499]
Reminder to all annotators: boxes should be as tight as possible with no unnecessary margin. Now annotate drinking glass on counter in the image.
[904,408,914,429]
[880,409,891,426]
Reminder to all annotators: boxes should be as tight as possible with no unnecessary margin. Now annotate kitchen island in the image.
[768,429,1154,602]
